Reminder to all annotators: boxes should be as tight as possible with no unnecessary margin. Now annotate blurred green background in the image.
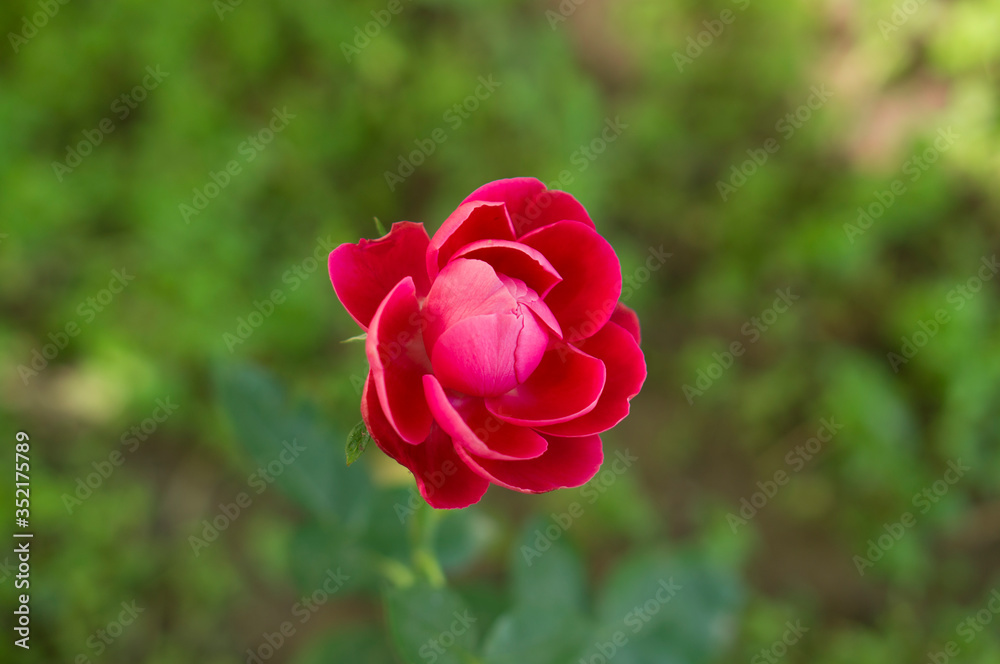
[2,0,999,662]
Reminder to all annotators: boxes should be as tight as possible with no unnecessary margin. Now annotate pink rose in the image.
[329,177,646,508]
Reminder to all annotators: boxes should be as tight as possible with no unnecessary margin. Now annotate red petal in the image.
[453,431,604,493]
[485,342,606,426]
[363,374,488,508]
[520,221,622,342]
[462,177,595,237]
[423,375,548,460]
[453,239,562,298]
[425,202,515,279]
[538,322,646,436]
[610,302,642,345]
[366,278,433,444]
[328,222,431,330]
[421,258,518,353]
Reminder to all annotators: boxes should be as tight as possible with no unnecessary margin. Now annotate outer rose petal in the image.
[426,202,515,279]
[461,177,595,237]
[538,322,646,437]
[485,342,606,426]
[423,375,548,460]
[366,278,433,444]
[363,374,488,508]
[610,302,642,344]
[520,221,622,342]
[328,222,431,330]
[452,431,604,493]
[453,239,562,297]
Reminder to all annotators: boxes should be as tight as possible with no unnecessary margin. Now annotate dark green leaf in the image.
[510,516,587,611]
[384,583,479,664]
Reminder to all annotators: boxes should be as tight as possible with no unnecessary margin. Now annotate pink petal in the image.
[422,375,548,460]
[366,278,433,444]
[425,202,515,279]
[453,239,563,297]
[452,431,604,493]
[430,309,547,397]
[538,322,646,437]
[328,222,431,330]
[485,342,606,426]
[362,374,489,508]
[520,221,622,342]
[422,258,518,354]
[610,302,642,345]
[461,177,595,237]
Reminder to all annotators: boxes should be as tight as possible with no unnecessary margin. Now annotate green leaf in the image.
[510,516,587,611]
[292,627,396,664]
[374,216,388,236]
[385,583,479,664]
[433,508,497,572]
[215,363,372,525]
[340,332,367,344]
[346,421,372,466]
[482,608,589,664]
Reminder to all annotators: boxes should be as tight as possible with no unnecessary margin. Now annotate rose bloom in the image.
[329,177,646,508]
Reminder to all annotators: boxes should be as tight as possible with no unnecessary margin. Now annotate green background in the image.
[2,0,999,662]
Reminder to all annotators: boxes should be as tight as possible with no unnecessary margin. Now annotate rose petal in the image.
[453,239,562,297]
[520,221,622,342]
[486,342,606,426]
[363,374,488,508]
[453,431,604,493]
[423,375,548,460]
[426,202,515,279]
[422,258,518,354]
[538,322,646,436]
[461,177,595,237]
[610,302,642,345]
[366,278,433,444]
[430,308,547,397]
[328,222,431,330]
